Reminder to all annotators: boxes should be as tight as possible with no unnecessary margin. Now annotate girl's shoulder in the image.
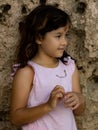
[16,65,34,76]
[11,64,34,80]
[63,56,76,74]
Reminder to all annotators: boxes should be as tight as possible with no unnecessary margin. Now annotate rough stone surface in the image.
[0,0,98,130]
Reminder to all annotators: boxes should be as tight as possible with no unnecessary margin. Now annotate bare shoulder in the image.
[11,65,34,112]
[73,64,79,75]
[12,65,35,98]
[72,64,81,93]
[15,65,34,78]
[13,65,34,83]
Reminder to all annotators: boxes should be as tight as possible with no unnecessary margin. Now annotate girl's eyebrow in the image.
[56,29,69,34]
[55,31,68,35]
[55,32,62,35]
[55,31,66,34]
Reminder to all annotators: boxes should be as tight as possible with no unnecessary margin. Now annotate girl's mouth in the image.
[57,48,65,51]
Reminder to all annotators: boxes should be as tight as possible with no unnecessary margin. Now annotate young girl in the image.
[10,4,85,130]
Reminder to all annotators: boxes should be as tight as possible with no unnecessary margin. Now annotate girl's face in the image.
[37,26,69,58]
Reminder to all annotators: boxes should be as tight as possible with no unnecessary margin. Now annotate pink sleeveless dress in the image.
[22,57,77,130]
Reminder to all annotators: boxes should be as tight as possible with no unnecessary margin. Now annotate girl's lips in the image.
[57,48,65,50]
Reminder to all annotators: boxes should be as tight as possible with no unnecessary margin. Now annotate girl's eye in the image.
[56,35,61,38]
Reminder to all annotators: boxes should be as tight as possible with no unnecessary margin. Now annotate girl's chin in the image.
[56,54,63,58]
[59,52,64,57]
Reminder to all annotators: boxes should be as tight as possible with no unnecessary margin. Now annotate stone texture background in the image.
[0,0,98,130]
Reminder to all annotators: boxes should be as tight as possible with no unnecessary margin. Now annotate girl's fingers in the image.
[47,85,65,110]
[64,92,80,109]
[72,103,79,110]
[54,92,64,99]
[54,85,65,92]
[50,92,63,109]
[64,100,75,107]
[64,96,74,103]
[65,96,79,104]
[51,86,65,96]
[64,100,79,110]
[51,91,64,100]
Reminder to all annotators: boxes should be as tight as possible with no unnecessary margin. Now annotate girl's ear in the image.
[36,34,43,45]
[36,39,42,45]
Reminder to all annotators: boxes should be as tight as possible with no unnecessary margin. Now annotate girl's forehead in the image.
[51,26,69,33]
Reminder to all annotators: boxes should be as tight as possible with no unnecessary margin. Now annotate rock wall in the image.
[0,0,98,130]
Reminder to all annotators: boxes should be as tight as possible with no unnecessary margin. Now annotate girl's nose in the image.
[61,37,67,46]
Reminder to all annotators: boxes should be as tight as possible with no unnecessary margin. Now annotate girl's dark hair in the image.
[17,4,71,67]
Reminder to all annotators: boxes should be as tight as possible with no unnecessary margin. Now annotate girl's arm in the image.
[10,66,51,125]
[10,66,64,125]
[72,65,86,115]
[64,65,86,115]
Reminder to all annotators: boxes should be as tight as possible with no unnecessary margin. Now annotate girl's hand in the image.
[47,85,65,110]
[64,92,84,110]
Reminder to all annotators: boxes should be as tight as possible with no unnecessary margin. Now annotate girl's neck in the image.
[32,54,59,68]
